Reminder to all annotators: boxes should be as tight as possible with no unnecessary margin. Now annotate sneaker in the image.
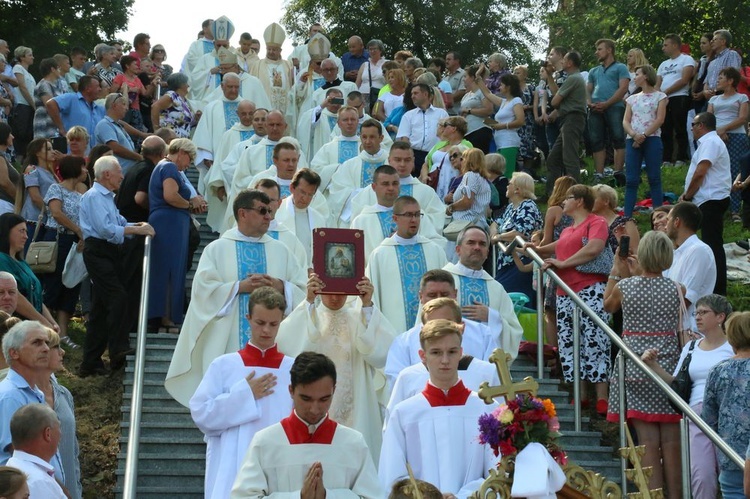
[732,213,742,223]
[603,167,614,176]
[613,170,626,187]
[662,161,674,168]
[674,160,687,168]
[593,173,605,184]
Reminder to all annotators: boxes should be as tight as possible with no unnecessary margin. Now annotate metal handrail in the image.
[496,235,744,472]
[122,235,153,499]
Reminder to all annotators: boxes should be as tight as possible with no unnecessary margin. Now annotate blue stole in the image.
[214,57,221,87]
[313,78,326,91]
[360,160,383,187]
[265,144,275,167]
[394,244,428,329]
[223,101,240,130]
[327,115,337,130]
[400,184,413,197]
[239,130,255,141]
[279,184,291,199]
[338,141,358,165]
[202,40,213,55]
[235,241,267,345]
[376,210,396,238]
[268,231,279,240]
[458,275,490,308]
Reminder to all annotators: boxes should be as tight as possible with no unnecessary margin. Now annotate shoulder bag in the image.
[25,205,58,274]
[426,153,446,190]
[575,223,614,275]
[367,62,381,114]
[669,339,697,413]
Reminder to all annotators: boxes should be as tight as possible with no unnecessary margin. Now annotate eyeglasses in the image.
[244,206,272,216]
[693,309,714,317]
[691,121,702,128]
[153,49,165,54]
[394,211,424,219]
[450,153,461,160]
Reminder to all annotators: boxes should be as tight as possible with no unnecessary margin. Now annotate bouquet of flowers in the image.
[478,393,567,466]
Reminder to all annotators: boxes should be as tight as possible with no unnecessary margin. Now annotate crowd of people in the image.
[0,14,747,499]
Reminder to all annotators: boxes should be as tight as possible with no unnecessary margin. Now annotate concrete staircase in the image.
[115,168,622,497]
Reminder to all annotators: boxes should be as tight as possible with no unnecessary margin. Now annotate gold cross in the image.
[477,349,539,404]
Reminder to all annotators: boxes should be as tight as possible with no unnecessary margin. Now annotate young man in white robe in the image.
[205,99,257,231]
[189,17,235,103]
[297,88,343,162]
[190,287,294,499]
[181,19,214,74]
[366,196,448,332]
[352,169,446,260]
[233,32,259,72]
[330,91,393,149]
[444,226,523,361]
[165,189,306,407]
[384,270,499,389]
[230,352,383,499]
[379,319,499,498]
[351,142,446,234]
[327,119,388,227]
[274,169,328,266]
[248,23,294,116]
[192,72,242,195]
[277,273,396,463]
[309,106,361,193]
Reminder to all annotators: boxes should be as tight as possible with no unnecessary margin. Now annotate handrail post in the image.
[536,266,544,379]
[122,235,152,499]
[681,417,691,498]
[573,305,581,431]
[617,352,627,496]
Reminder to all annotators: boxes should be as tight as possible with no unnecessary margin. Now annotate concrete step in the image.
[114,462,205,488]
[114,486,204,499]
[121,421,203,439]
[120,436,206,454]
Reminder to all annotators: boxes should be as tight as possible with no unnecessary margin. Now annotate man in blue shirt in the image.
[45,75,104,146]
[78,156,154,376]
[342,36,369,82]
[94,94,145,175]
[587,39,630,183]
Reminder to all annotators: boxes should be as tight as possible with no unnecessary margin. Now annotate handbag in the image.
[669,339,697,413]
[575,224,614,275]
[426,154,446,190]
[367,62,381,113]
[62,242,87,287]
[443,219,472,241]
[25,206,58,274]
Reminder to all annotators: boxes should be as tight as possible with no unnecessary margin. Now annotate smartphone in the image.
[51,136,67,154]
[619,235,630,258]
[331,97,345,105]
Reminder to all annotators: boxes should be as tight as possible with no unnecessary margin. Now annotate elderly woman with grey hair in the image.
[356,39,387,111]
[92,44,121,91]
[151,73,195,138]
[147,138,197,331]
[485,52,509,95]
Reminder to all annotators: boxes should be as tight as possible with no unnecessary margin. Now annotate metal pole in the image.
[519,235,745,469]
[536,266,544,379]
[122,235,152,499]
[617,353,627,496]
[573,307,581,431]
[681,417,691,498]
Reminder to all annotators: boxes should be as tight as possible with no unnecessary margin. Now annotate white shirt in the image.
[664,234,716,331]
[673,339,734,406]
[7,450,66,498]
[657,54,696,97]
[685,130,731,206]
[397,105,449,152]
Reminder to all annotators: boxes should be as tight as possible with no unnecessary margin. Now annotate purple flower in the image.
[478,413,501,447]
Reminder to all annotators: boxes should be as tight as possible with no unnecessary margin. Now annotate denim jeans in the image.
[588,106,626,151]
[624,137,663,216]
[718,469,744,499]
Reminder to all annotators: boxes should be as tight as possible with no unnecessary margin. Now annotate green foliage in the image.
[282,0,550,68]
[0,0,133,72]
[545,0,750,68]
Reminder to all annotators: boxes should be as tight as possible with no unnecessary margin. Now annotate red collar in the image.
[238,343,285,368]
[422,380,471,407]
[280,412,338,444]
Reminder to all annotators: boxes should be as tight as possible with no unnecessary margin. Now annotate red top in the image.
[280,413,338,444]
[112,73,145,110]
[238,343,285,368]
[421,380,472,407]
[555,213,609,295]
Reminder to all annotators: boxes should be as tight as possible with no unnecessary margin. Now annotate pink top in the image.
[626,90,667,137]
[112,73,145,110]
[555,214,609,295]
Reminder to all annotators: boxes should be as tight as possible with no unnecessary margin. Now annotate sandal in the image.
[60,336,80,349]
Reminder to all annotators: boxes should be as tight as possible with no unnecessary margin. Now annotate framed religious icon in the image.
[313,228,365,295]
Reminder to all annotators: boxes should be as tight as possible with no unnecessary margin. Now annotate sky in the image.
[116,0,297,64]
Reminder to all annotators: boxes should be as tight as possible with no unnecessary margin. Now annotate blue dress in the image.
[147,161,191,323]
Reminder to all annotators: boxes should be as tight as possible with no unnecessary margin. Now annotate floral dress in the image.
[158,91,195,138]
[519,83,537,159]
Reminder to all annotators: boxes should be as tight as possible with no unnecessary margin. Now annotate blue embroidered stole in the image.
[313,78,326,91]
[279,184,291,199]
[338,141,358,165]
[360,160,383,187]
[235,241,267,345]
[376,210,396,238]
[223,101,240,130]
[265,144,275,168]
[400,184,413,197]
[268,231,279,240]
[214,57,221,87]
[239,130,255,141]
[394,244,428,329]
[458,275,490,309]
[327,115,337,130]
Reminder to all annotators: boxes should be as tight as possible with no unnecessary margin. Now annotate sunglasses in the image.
[244,206,272,216]
[450,153,461,159]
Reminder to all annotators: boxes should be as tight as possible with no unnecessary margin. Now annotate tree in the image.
[282,0,551,69]
[0,0,133,71]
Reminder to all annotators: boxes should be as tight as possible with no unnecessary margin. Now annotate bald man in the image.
[0,272,18,315]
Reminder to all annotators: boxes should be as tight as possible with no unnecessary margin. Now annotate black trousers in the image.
[662,96,691,163]
[81,238,135,370]
[699,198,729,295]
[412,149,429,177]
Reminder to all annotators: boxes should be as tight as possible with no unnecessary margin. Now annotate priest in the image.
[192,72,242,194]
[366,196,447,332]
[165,189,306,407]
[277,273,396,463]
[189,16,235,102]
[181,19,214,74]
[189,287,294,499]
[310,59,358,110]
[352,168,446,259]
[201,50,271,110]
[330,91,392,149]
[296,87,343,161]
[230,352,383,499]
[248,23,293,116]
[309,106,361,194]
[205,99,257,231]
[350,142,446,234]
[444,226,523,360]
[379,319,499,498]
